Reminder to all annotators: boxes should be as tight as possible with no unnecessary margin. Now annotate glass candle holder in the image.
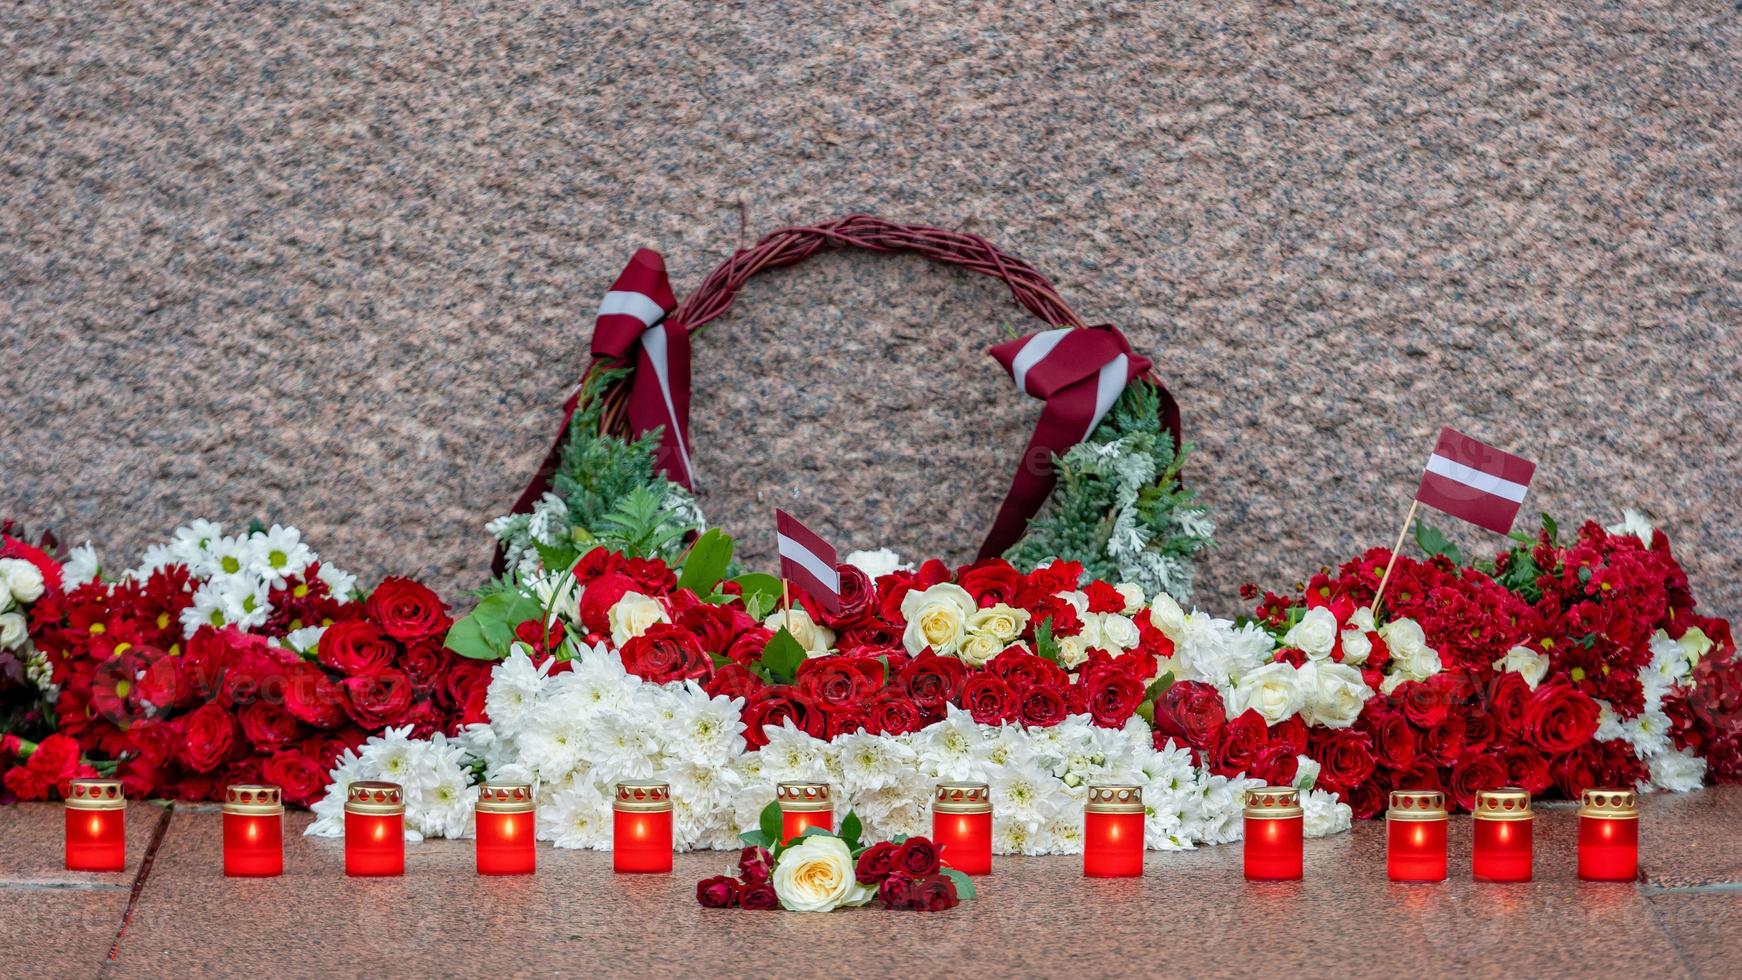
[613,782,673,873]
[1472,787,1533,882]
[1577,787,1639,882]
[1386,789,1448,882]
[933,782,992,876]
[775,782,833,845]
[1243,786,1304,881]
[223,784,284,877]
[64,778,126,872]
[1083,785,1144,877]
[475,783,536,876]
[344,780,405,877]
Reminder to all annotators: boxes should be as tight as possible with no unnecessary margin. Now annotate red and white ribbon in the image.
[979,325,1176,560]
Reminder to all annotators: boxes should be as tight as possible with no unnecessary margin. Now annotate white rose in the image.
[1148,593,1187,642]
[957,632,1005,668]
[1339,629,1372,666]
[0,612,25,650]
[763,606,836,658]
[1347,606,1377,633]
[1492,645,1550,689]
[1283,607,1338,661]
[607,591,669,646]
[0,559,45,604]
[1114,584,1145,615]
[1054,590,1090,618]
[1231,661,1307,725]
[1301,660,1373,729]
[1056,634,1091,670]
[772,835,873,912]
[966,604,1029,644]
[1095,613,1141,652]
[900,583,976,656]
[1380,617,1441,680]
[843,548,908,580]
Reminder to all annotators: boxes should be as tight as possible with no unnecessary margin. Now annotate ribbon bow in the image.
[502,250,690,551]
[978,325,1177,560]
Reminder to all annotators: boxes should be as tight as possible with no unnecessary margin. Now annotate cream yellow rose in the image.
[966,604,1029,643]
[900,583,976,656]
[607,591,669,646]
[771,835,875,912]
[957,631,1006,668]
[763,606,836,658]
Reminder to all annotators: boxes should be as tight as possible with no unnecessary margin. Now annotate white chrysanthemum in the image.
[518,701,589,779]
[541,781,613,850]
[484,652,553,740]
[913,706,984,780]
[246,524,315,589]
[1607,509,1656,545]
[165,520,226,574]
[1648,748,1707,792]
[1620,705,1674,760]
[60,543,102,590]
[843,547,910,578]
[662,689,747,766]
[758,723,833,783]
[358,726,423,788]
[580,712,660,785]
[1301,787,1353,837]
[1648,630,1697,687]
[835,731,918,794]
[316,562,358,600]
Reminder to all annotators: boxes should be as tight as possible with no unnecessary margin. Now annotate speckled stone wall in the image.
[4,1,1739,615]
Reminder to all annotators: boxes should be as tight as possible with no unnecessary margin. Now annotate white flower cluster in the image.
[73,520,359,639]
[1593,626,1714,793]
[0,557,45,654]
[306,727,477,841]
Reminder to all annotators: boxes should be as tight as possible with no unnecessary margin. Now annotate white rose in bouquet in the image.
[763,606,835,658]
[608,591,669,646]
[966,604,1028,644]
[1231,661,1307,725]
[1301,660,1372,729]
[957,631,1005,668]
[1492,645,1550,689]
[1380,617,1441,680]
[0,558,46,604]
[1282,606,1338,660]
[900,583,976,656]
[0,611,27,650]
[771,835,875,912]
[843,548,908,579]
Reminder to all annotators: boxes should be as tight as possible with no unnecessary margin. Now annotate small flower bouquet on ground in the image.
[696,802,976,912]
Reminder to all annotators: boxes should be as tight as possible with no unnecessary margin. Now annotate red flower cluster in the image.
[14,566,483,805]
[564,549,1173,749]
[854,836,961,911]
[694,846,780,910]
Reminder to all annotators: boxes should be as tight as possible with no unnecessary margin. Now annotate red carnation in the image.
[619,624,711,685]
[1522,681,1600,755]
[576,572,638,636]
[364,577,451,643]
[1083,580,1128,614]
[1,734,95,800]
[342,668,414,729]
[317,620,397,677]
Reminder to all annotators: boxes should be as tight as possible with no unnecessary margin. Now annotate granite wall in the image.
[4,1,1739,616]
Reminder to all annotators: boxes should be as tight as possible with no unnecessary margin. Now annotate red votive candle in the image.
[1578,787,1639,882]
[1386,789,1448,882]
[344,780,405,877]
[1243,786,1304,881]
[1472,787,1533,882]
[776,782,833,845]
[933,782,992,875]
[476,783,536,876]
[1083,785,1144,877]
[613,782,673,873]
[64,778,126,872]
[222,784,284,877]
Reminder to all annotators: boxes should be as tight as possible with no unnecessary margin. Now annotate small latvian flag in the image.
[1415,427,1536,534]
[775,509,841,613]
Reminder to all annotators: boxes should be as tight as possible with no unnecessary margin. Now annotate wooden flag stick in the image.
[781,577,794,635]
[1370,499,1420,619]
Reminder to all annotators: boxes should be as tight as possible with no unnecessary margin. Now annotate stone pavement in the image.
[2,789,1740,979]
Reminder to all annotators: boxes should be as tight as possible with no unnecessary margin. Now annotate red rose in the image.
[1017,684,1068,728]
[135,654,193,713]
[1339,780,1388,820]
[855,841,899,883]
[1309,729,1377,793]
[739,881,779,910]
[866,692,925,736]
[1153,681,1225,753]
[619,624,711,685]
[1250,744,1300,785]
[1551,742,1604,799]
[913,874,960,912]
[819,564,875,628]
[900,653,967,709]
[678,603,756,657]
[1083,668,1145,728]
[696,875,741,909]
[177,702,239,774]
[1268,715,1309,757]
[364,577,451,642]
[1027,595,1082,636]
[988,649,1070,692]
[957,560,1021,606]
[238,701,305,752]
[1502,744,1552,794]
[738,846,774,884]
[439,658,492,709]
[1396,678,1452,728]
[262,749,329,806]
[838,622,902,655]
[961,674,1017,725]
[397,640,451,696]
[1522,681,1600,755]
[825,707,869,739]
[1488,672,1532,738]
[317,620,397,677]
[1447,751,1508,812]
[342,668,414,729]
[577,572,638,636]
[704,663,766,702]
[1213,710,1268,776]
[895,837,942,877]
[1391,761,1445,793]
[741,687,819,748]
[1362,708,1418,771]
[796,656,884,710]
[725,627,775,667]
[877,874,914,910]
[1419,713,1467,767]
[621,556,676,596]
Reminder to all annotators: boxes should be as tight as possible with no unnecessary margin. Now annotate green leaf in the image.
[738,828,773,849]
[534,540,580,576]
[444,590,545,660]
[677,529,734,594]
[759,628,808,685]
[1143,671,1175,703]
[1033,616,1060,663]
[757,801,783,849]
[733,572,783,621]
[1412,519,1463,565]
[1541,512,1559,545]
[940,867,977,900]
[840,812,863,850]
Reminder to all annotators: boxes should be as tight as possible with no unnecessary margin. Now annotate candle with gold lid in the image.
[223,784,284,877]
[476,783,536,876]
[1472,787,1533,882]
[933,782,992,876]
[344,780,405,877]
[1577,787,1639,882]
[775,782,833,844]
[1243,786,1304,881]
[64,778,126,872]
[1385,789,1447,882]
[1083,785,1144,877]
[613,782,673,873]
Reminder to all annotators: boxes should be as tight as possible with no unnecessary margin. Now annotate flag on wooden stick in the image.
[1415,426,1536,534]
[775,509,841,614]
